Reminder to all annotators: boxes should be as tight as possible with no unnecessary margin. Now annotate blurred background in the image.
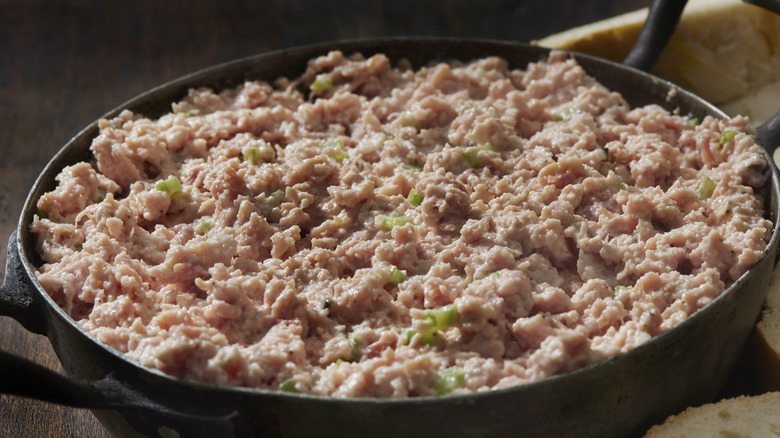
[0,0,651,435]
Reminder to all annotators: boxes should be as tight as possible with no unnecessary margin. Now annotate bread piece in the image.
[721,82,780,129]
[642,391,780,437]
[535,8,646,63]
[536,0,780,124]
[754,260,780,393]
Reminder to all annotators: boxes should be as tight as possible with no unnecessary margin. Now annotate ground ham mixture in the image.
[30,50,772,398]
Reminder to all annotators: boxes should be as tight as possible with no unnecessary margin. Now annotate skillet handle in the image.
[622,0,688,72]
[757,110,780,165]
[0,348,128,408]
[742,0,780,15]
[0,349,237,435]
[0,231,47,335]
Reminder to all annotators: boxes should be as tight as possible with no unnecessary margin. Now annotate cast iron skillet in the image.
[2,2,780,437]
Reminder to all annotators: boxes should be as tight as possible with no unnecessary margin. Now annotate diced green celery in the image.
[401,328,418,345]
[555,106,581,121]
[462,142,495,166]
[94,188,107,203]
[195,220,213,235]
[375,214,413,229]
[243,147,260,163]
[279,378,299,393]
[36,208,49,219]
[156,176,182,198]
[719,130,738,145]
[420,330,440,346]
[387,265,407,285]
[424,304,458,332]
[518,188,530,202]
[696,175,716,200]
[243,142,274,164]
[348,337,361,362]
[266,189,285,206]
[310,74,333,93]
[476,270,506,283]
[688,117,700,127]
[321,139,349,161]
[407,189,424,207]
[434,367,465,395]
[615,181,627,191]
[412,304,459,347]
[403,164,423,172]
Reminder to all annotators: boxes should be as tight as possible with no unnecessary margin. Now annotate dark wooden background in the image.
[0,1,655,436]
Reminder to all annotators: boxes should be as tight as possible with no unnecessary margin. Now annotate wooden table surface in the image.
[0,0,674,436]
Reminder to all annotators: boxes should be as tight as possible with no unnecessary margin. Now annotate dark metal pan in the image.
[2,2,780,437]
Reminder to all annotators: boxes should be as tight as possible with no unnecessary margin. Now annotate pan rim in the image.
[14,36,780,406]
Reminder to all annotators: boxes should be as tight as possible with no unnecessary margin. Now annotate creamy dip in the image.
[30,51,771,397]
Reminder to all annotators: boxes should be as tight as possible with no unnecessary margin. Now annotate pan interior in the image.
[14,38,780,422]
